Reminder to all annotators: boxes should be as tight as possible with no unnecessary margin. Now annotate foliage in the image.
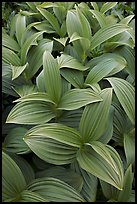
[2,2,135,202]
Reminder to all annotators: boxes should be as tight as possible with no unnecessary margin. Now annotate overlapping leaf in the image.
[27,177,85,202]
[90,24,130,51]
[58,89,102,110]
[43,51,62,104]
[3,127,30,154]
[79,88,112,142]
[77,141,124,190]
[6,101,55,124]
[106,77,135,125]
[2,151,26,201]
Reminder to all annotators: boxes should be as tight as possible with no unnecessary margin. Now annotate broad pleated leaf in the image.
[27,177,85,202]
[90,24,130,51]
[120,15,135,25]
[8,153,35,185]
[43,51,62,104]
[118,165,134,202]
[3,127,30,154]
[90,2,99,11]
[20,31,44,64]
[26,39,53,79]
[20,190,47,202]
[58,109,83,130]
[85,59,119,85]
[100,180,119,201]
[58,89,102,110]
[53,37,68,46]
[66,9,91,39]
[11,62,28,80]
[71,160,98,202]
[2,47,21,66]
[36,166,83,192]
[2,33,20,52]
[100,2,117,14]
[89,10,107,28]
[6,101,55,124]
[76,6,91,39]
[99,105,114,144]
[124,133,135,166]
[106,77,135,125]
[79,88,112,142]
[37,7,62,36]
[77,142,124,190]
[24,136,78,165]
[13,84,38,97]
[16,13,26,46]
[2,151,26,201]
[61,68,84,88]
[24,123,82,148]
[57,54,88,71]
[114,46,135,80]
[14,92,55,104]
[36,70,45,92]
[86,53,127,77]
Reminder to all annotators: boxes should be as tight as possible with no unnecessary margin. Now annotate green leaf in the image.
[6,101,55,125]
[27,177,85,202]
[118,165,134,202]
[85,59,119,85]
[36,166,83,192]
[76,6,91,39]
[16,13,26,46]
[58,89,102,110]
[106,77,135,125]
[124,133,135,166]
[90,24,130,51]
[37,6,62,36]
[61,68,84,88]
[114,46,135,80]
[24,123,82,148]
[2,33,20,52]
[36,70,45,92]
[89,10,107,28]
[100,2,117,14]
[3,127,30,154]
[57,53,88,71]
[53,37,68,47]
[20,190,47,202]
[99,105,114,144]
[77,141,124,190]
[86,53,127,77]
[8,153,35,185]
[13,84,38,97]
[26,39,53,79]
[43,51,62,104]
[90,2,99,11]
[2,46,21,66]
[120,15,135,25]
[71,160,98,202]
[2,151,26,201]
[14,92,55,105]
[20,31,44,65]
[100,180,119,201]
[11,62,28,80]
[79,88,112,142]
[58,109,83,130]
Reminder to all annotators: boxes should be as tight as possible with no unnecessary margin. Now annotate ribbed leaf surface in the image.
[58,89,102,110]
[79,88,112,142]
[106,77,135,125]
[77,141,124,190]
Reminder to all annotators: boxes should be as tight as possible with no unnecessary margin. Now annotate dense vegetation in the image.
[2,2,135,202]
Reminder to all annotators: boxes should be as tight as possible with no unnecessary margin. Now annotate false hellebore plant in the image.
[2,2,135,202]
